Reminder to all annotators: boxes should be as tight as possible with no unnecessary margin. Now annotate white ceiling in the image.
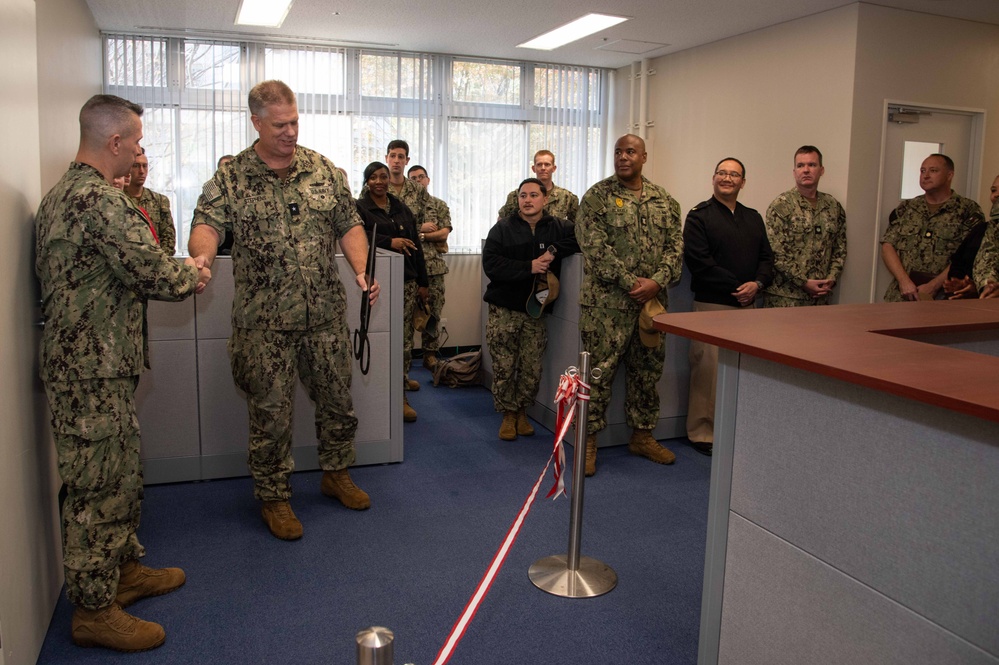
[86,0,999,69]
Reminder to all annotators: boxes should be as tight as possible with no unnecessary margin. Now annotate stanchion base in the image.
[528,555,617,598]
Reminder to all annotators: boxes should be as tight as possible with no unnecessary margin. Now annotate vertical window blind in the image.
[105,34,608,254]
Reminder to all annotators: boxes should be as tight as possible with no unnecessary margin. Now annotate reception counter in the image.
[135,252,404,484]
[656,301,999,665]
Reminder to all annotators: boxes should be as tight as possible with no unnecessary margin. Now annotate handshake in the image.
[183,256,213,294]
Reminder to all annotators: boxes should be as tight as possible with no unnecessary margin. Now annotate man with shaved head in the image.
[36,94,209,652]
[576,134,685,476]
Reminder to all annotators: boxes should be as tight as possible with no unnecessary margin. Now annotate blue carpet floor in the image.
[37,365,711,664]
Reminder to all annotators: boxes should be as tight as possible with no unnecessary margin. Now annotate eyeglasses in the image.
[714,170,743,180]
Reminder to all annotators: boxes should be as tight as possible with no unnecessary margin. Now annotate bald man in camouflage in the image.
[37,94,209,652]
[576,134,684,476]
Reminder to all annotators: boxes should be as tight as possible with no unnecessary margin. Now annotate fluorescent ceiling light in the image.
[518,13,628,50]
[236,0,294,27]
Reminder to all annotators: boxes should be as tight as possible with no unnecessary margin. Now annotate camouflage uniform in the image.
[880,193,984,302]
[36,162,198,610]
[972,200,999,290]
[763,189,846,307]
[192,142,361,502]
[129,187,176,255]
[486,305,547,412]
[419,195,452,353]
[497,184,579,222]
[576,176,684,434]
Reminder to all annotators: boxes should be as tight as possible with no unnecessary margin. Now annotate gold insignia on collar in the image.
[615,198,624,207]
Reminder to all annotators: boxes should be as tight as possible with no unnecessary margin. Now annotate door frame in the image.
[869,100,987,302]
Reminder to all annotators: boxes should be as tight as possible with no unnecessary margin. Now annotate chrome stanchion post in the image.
[356,626,394,665]
[529,351,618,598]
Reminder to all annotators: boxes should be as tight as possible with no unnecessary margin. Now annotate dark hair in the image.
[518,178,548,195]
[387,139,410,156]
[79,95,143,145]
[363,161,389,183]
[408,165,428,177]
[714,157,746,179]
[928,153,955,171]
[217,154,235,168]
[794,145,823,166]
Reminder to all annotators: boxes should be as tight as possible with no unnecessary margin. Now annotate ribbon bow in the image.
[547,369,589,499]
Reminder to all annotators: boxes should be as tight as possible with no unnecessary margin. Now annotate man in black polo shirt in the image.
[682,157,773,455]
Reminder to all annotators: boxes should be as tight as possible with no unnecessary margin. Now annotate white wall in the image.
[37,0,103,191]
[418,254,484,349]
[622,2,999,305]
[0,2,52,663]
[0,1,100,663]
[629,5,859,229]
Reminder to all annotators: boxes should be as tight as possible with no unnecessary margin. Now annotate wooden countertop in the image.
[655,300,999,424]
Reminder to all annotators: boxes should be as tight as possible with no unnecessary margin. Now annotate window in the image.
[104,34,607,254]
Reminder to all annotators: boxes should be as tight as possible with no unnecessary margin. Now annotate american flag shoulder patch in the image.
[202,179,223,203]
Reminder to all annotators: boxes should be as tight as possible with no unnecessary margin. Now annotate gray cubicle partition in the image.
[481,254,694,446]
[136,252,404,484]
[700,349,999,665]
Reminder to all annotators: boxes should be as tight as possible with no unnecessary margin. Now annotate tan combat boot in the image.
[321,469,371,510]
[628,429,676,465]
[405,378,420,391]
[403,395,418,422]
[116,560,186,608]
[515,409,535,436]
[71,603,165,652]
[261,500,303,540]
[422,352,438,370]
[499,412,518,441]
[585,434,597,477]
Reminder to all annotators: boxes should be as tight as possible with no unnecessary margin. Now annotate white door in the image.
[873,106,980,301]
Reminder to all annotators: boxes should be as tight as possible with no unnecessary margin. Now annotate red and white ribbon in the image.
[547,370,588,500]
[430,369,586,665]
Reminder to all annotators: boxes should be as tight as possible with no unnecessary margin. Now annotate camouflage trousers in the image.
[579,305,665,434]
[229,325,357,502]
[403,280,417,382]
[762,292,827,308]
[485,304,547,413]
[419,274,447,353]
[45,376,145,610]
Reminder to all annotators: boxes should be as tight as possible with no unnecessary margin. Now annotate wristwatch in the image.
[754,280,764,291]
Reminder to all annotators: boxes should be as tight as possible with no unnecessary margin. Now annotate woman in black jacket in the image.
[483,177,579,441]
[356,161,428,422]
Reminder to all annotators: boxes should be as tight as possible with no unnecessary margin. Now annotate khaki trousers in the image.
[686,301,738,443]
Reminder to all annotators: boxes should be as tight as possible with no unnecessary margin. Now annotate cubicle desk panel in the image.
[718,357,999,665]
[139,297,198,482]
[480,254,692,447]
[657,301,999,665]
[135,334,201,484]
[137,252,402,484]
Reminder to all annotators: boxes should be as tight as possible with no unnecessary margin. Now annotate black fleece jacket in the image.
[356,193,428,287]
[482,213,579,314]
